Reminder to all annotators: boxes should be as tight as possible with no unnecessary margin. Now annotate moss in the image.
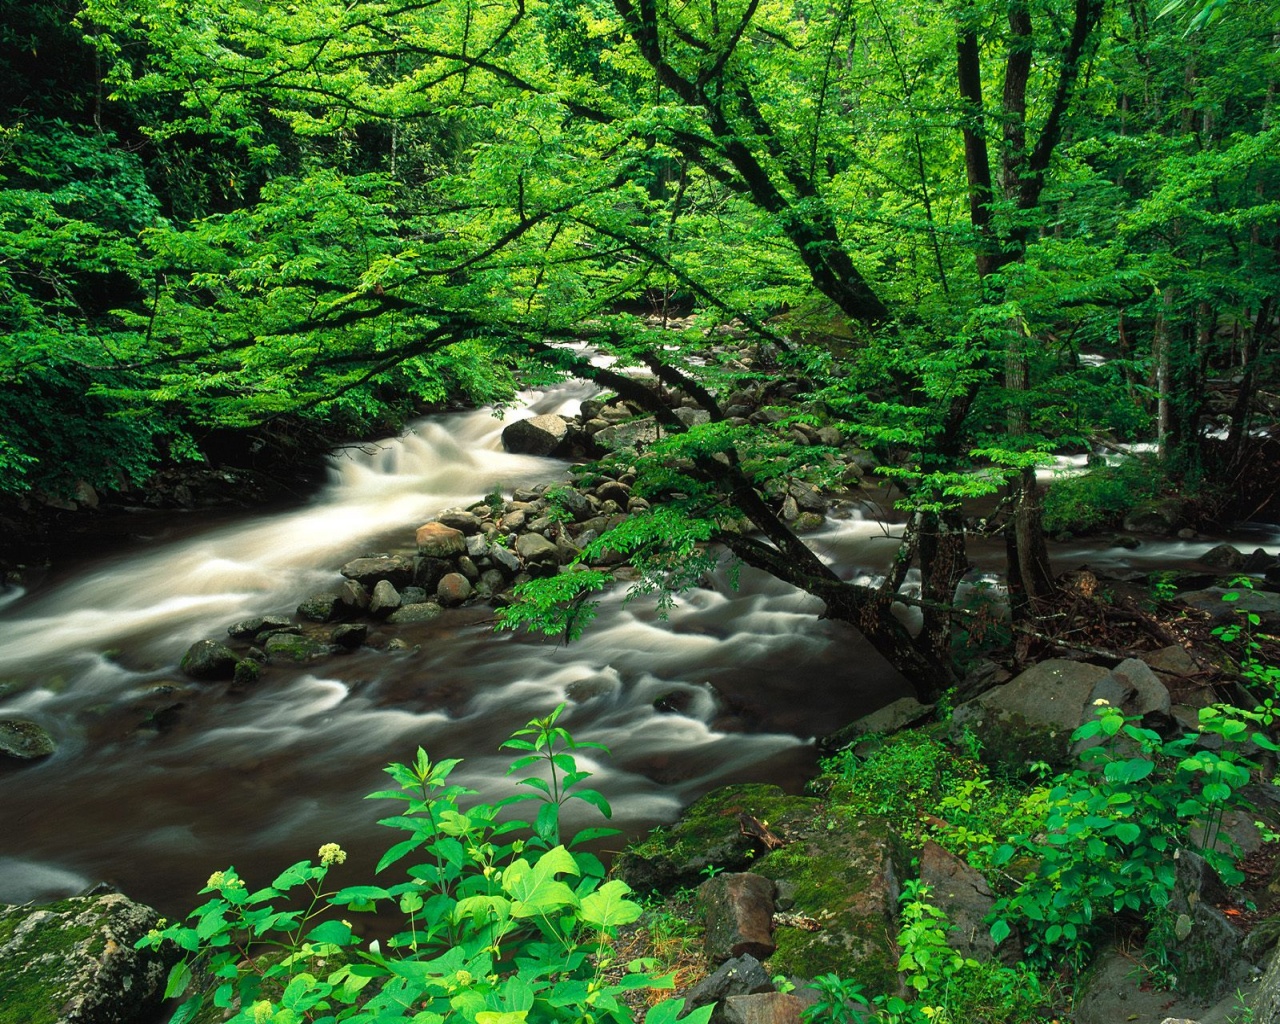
[614,784,818,895]
[0,900,97,1024]
[754,819,908,995]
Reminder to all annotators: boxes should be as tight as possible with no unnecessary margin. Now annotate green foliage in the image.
[988,704,1264,973]
[1042,458,1169,535]
[138,708,713,1024]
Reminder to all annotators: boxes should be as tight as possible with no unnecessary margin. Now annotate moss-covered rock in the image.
[752,819,909,994]
[263,632,332,663]
[0,718,55,761]
[0,892,177,1024]
[613,784,819,896]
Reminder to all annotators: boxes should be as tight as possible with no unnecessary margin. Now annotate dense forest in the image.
[3,0,1278,693]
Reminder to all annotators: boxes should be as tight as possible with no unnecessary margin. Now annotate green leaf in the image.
[580,879,643,929]
[306,919,353,945]
[164,960,192,999]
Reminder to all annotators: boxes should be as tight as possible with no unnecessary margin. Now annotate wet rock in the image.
[1179,587,1280,627]
[1124,499,1189,535]
[226,614,294,640]
[792,512,825,533]
[465,534,491,559]
[179,639,240,681]
[297,592,343,623]
[788,482,827,514]
[502,508,528,532]
[701,873,777,963]
[264,633,330,663]
[0,892,178,1024]
[1088,658,1171,725]
[456,556,480,582]
[330,623,368,649]
[340,555,414,589]
[1244,547,1277,572]
[501,414,569,456]
[1111,533,1141,549]
[388,602,443,625]
[338,579,369,614]
[437,573,473,607]
[400,586,427,605]
[0,719,55,762]
[489,545,521,575]
[1167,850,1249,1001]
[1142,644,1204,682]
[513,486,542,503]
[596,480,632,506]
[413,556,452,592]
[369,579,402,617]
[415,522,467,558]
[1200,543,1247,570]
[230,659,261,691]
[515,532,561,568]
[818,697,935,756]
[714,992,815,1024]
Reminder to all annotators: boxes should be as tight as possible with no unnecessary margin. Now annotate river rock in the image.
[338,579,369,613]
[515,532,562,568]
[594,417,660,452]
[330,623,368,649]
[683,955,774,1016]
[701,873,777,963]
[501,414,569,456]
[489,544,521,575]
[388,602,443,625]
[436,509,482,534]
[1124,498,1190,535]
[0,892,178,1024]
[413,555,451,591]
[226,614,294,640]
[950,658,1110,768]
[179,639,240,681]
[437,572,473,606]
[465,534,491,559]
[340,555,414,589]
[1088,658,1172,724]
[415,522,467,557]
[818,697,935,755]
[400,586,427,605]
[1200,543,1247,570]
[296,592,343,623]
[369,579,402,617]
[596,480,632,506]
[264,633,330,663]
[1179,587,1280,627]
[0,719,55,762]
[788,481,827,514]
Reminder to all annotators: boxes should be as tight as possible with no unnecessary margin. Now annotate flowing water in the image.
[0,384,910,916]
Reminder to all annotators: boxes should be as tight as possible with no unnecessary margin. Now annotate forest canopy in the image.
[1,0,1277,688]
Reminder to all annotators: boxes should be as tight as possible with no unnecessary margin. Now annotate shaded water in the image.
[0,385,909,915]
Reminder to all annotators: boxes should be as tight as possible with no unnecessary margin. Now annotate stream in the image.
[0,383,1275,920]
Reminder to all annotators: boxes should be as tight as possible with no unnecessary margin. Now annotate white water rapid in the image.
[0,384,908,914]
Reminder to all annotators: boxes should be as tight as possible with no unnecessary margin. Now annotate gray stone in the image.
[596,480,632,506]
[683,955,773,1015]
[413,556,451,591]
[788,482,827,514]
[917,841,1002,961]
[715,992,814,1024]
[179,639,240,681]
[456,555,480,582]
[297,592,343,623]
[501,414,569,456]
[400,587,428,605]
[594,417,660,452]
[1167,850,1248,1001]
[437,573,473,606]
[340,555,414,589]
[673,407,711,428]
[950,659,1110,768]
[489,544,521,574]
[369,579,402,617]
[338,579,369,613]
[701,873,777,963]
[1143,645,1204,681]
[436,509,482,534]
[1201,544,1247,570]
[465,533,491,559]
[0,892,178,1024]
[1089,658,1172,721]
[388,602,443,625]
[1179,587,1280,627]
[515,532,562,568]
[0,719,55,761]
[550,487,591,520]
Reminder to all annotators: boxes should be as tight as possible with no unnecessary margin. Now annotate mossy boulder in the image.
[752,819,909,993]
[264,633,332,663]
[0,892,177,1024]
[612,784,819,896]
[0,719,55,761]
[179,639,240,681]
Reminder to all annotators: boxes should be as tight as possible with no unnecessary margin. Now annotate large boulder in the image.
[179,639,240,681]
[917,841,1003,962]
[369,579,402,617]
[436,573,473,607]
[0,719,55,762]
[593,417,660,453]
[753,821,907,992]
[1178,587,1280,628]
[819,697,934,755]
[501,414,569,456]
[950,659,1109,769]
[415,522,467,558]
[515,532,562,569]
[0,892,178,1024]
[700,873,777,963]
[1088,658,1172,725]
[339,555,414,589]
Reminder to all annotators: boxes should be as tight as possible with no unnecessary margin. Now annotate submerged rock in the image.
[0,892,177,1024]
[0,719,55,762]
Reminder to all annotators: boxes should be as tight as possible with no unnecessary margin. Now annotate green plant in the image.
[801,973,873,1024]
[988,703,1265,974]
[1213,579,1280,724]
[139,707,713,1024]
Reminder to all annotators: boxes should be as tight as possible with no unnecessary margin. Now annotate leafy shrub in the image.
[140,706,711,1024]
[1042,457,1167,534]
